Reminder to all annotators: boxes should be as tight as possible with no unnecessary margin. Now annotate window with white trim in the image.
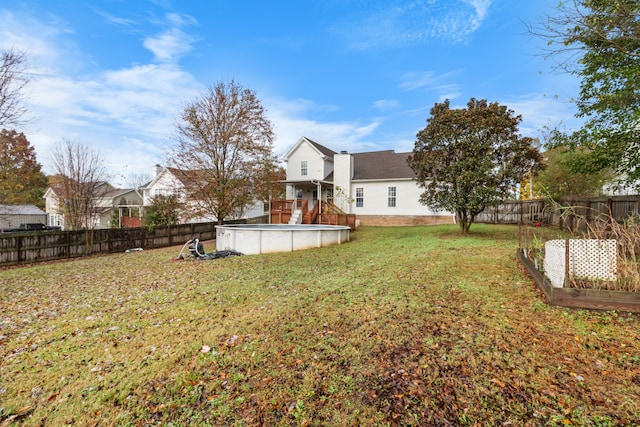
[301,160,308,176]
[388,186,396,207]
[355,187,364,208]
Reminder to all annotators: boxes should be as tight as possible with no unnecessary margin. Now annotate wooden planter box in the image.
[517,249,640,312]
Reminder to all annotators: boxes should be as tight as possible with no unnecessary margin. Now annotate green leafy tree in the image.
[144,194,182,226]
[533,0,640,189]
[168,80,276,224]
[535,127,613,199]
[408,98,544,234]
[536,146,612,199]
[0,129,47,206]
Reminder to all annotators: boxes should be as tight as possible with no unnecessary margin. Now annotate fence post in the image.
[564,238,570,288]
[16,235,22,264]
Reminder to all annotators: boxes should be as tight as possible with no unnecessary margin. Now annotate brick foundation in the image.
[356,215,455,227]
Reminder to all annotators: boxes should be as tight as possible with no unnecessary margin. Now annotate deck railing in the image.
[270,200,356,229]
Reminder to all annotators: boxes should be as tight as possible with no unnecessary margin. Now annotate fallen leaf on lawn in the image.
[491,377,506,388]
[570,372,585,382]
[200,345,211,353]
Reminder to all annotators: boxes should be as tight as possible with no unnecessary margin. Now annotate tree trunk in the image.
[457,210,473,234]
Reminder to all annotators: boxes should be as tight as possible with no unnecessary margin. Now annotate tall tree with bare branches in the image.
[0,49,30,129]
[49,139,111,231]
[168,80,276,224]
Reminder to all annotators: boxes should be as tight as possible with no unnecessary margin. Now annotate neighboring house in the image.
[603,177,640,196]
[280,137,454,226]
[94,188,144,228]
[43,182,143,230]
[141,165,264,223]
[0,204,47,231]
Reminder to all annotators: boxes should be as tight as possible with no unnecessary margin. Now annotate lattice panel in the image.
[543,239,617,288]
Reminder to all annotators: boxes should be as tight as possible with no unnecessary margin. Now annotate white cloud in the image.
[143,27,195,62]
[398,70,462,102]
[373,99,400,110]
[333,0,494,49]
[0,9,204,177]
[266,97,383,157]
[500,93,583,140]
[166,13,198,28]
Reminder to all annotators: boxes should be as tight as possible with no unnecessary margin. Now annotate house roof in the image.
[306,138,337,158]
[352,150,415,180]
[141,166,190,191]
[103,188,138,199]
[283,136,337,161]
[166,167,207,189]
[0,204,46,215]
[45,177,115,197]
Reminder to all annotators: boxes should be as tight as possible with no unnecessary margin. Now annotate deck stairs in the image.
[288,209,303,224]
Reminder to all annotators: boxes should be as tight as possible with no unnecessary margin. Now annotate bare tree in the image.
[0,49,30,129]
[124,172,152,190]
[168,80,277,224]
[49,139,111,231]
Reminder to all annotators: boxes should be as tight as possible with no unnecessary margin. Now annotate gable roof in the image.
[352,150,415,180]
[45,176,114,197]
[141,166,190,191]
[103,188,139,200]
[0,204,46,215]
[307,138,337,158]
[283,136,337,160]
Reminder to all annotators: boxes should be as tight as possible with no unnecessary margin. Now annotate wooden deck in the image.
[270,200,356,229]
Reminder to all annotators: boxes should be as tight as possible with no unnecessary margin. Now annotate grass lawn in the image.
[1,224,638,426]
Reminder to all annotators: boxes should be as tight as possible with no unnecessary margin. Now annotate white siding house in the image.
[43,184,143,230]
[282,137,454,226]
[141,165,264,223]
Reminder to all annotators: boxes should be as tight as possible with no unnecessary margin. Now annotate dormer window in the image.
[301,160,308,176]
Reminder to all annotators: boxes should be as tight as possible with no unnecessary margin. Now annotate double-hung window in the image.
[301,160,308,176]
[355,187,364,208]
[388,186,397,208]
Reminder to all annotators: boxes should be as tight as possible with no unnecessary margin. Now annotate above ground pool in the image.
[215,224,350,255]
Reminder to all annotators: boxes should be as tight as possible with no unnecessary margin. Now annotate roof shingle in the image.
[352,150,415,180]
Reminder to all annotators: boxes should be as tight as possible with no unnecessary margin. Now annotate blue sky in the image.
[2,0,581,186]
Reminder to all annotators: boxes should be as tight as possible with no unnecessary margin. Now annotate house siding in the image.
[0,213,47,229]
[282,137,454,226]
[143,171,184,205]
[349,180,444,216]
[143,166,264,223]
[333,153,353,211]
[286,142,332,181]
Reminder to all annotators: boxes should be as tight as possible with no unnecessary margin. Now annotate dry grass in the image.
[522,202,640,292]
[1,225,639,426]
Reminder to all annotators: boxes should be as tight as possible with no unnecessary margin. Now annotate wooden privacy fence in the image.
[476,196,640,229]
[0,221,231,266]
